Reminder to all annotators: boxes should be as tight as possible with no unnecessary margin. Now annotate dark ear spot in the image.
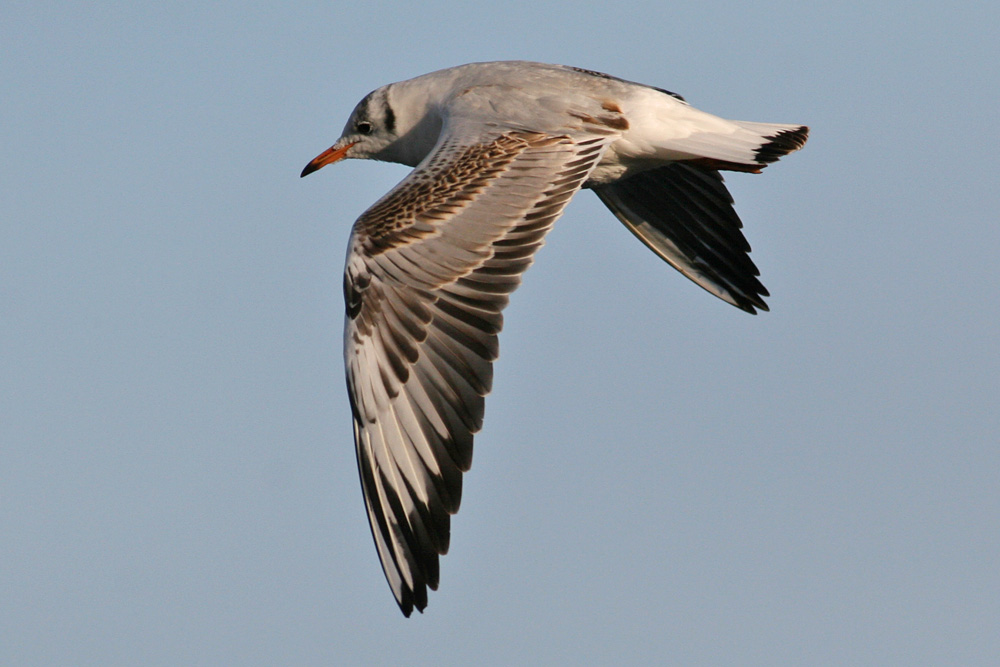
[381,88,396,133]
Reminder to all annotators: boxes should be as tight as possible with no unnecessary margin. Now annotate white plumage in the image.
[300,61,808,615]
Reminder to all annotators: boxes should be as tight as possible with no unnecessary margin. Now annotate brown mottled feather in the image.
[345,129,611,616]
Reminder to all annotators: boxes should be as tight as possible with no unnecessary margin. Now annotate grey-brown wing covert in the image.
[344,126,611,615]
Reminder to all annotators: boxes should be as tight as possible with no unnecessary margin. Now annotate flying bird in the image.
[300,61,808,616]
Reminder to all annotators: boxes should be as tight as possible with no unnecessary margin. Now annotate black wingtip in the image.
[397,596,427,619]
[731,293,770,315]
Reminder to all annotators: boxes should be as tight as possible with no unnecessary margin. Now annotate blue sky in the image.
[3,2,998,664]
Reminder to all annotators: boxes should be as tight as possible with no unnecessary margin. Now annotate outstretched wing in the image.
[345,125,611,616]
[592,163,770,314]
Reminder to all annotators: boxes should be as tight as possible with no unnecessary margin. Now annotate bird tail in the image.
[666,122,809,174]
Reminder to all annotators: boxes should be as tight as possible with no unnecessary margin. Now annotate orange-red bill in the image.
[300,141,357,177]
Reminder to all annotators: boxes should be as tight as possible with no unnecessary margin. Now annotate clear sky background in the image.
[3,2,998,665]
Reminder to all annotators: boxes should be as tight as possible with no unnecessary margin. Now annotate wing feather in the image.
[592,162,770,313]
[345,126,611,615]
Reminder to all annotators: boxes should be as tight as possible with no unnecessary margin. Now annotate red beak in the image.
[300,141,358,177]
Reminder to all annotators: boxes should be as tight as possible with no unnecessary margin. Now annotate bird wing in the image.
[344,114,612,616]
[591,163,770,313]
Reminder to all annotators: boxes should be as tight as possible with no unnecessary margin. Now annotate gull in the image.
[300,61,808,616]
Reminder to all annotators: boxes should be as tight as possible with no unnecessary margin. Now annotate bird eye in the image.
[356,121,374,135]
